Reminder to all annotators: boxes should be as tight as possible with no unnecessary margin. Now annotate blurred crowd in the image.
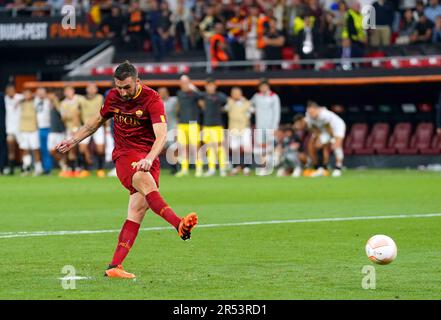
[2,0,441,62]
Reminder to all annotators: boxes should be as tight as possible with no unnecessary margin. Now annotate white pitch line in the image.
[1,212,441,239]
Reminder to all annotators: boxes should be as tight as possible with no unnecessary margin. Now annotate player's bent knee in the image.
[132,171,158,195]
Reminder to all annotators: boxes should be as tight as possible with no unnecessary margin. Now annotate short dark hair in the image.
[258,78,269,86]
[114,60,138,81]
[206,77,216,84]
[293,113,305,123]
[307,100,319,108]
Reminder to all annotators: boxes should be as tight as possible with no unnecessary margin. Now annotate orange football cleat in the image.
[178,212,198,241]
[79,170,90,178]
[105,265,136,279]
[96,169,106,178]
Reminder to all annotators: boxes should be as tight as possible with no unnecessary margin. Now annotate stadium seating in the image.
[378,122,412,155]
[344,123,369,155]
[355,123,390,155]
[399,123,434,155]
[421,132,441,155]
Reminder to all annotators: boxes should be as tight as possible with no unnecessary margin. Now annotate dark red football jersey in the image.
[100,84,167,161]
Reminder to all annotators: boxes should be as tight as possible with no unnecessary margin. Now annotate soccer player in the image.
[175,75,204,177]
[47,90,68,175]
[18,89,43,176]
[60,86,81,177]
[56,61,198,279]
[225,86,253,176]
[305,101,346,177]
[251,79,281,176]
[4,85,23,175]
[199,78,228,177]
[78,83,106,178]
[34,87,52,174]
[158,87,179,174]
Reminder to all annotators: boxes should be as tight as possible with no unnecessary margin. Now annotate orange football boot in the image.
[178,212,198,240]
[105,265,136,279]
[96,169,106,178]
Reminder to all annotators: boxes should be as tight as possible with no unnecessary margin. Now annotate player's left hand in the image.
[132,158,153,172]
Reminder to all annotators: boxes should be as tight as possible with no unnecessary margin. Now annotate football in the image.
[365,235,398,265]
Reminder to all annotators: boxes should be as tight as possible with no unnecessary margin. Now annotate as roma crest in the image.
[135,110,143,118]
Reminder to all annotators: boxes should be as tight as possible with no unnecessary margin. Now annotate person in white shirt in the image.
[305,100,346,177]
[34,87,53,174]
[251,79,281,176]
[4,85,23,175]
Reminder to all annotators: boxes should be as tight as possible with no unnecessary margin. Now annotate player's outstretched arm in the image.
[56,113,108,154]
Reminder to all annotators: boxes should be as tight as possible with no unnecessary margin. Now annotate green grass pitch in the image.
[0,169,440,299]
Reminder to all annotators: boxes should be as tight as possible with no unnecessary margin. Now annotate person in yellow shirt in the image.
[59,86,81,177]
[78,83,106,178]
[18,89,43,176]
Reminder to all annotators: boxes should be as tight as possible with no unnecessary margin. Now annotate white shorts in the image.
[19,131,40,150]
[6,120,19,137]
[229,128,252,151]
[80,126,105,145]
[245,46,262,61]
[331,121,346,139]
[319,132,332,145]
[48,132,66,150]
[254,129,275,148]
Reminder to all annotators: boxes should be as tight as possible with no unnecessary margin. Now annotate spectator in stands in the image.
[263,17,285,70]
[171,0,192,52]
[225,4,246,61]
[126,0,146,51]
[153,0,174,61]
[199,4,222,62]
[414,0,426,20]
[370,0,394,47]
[321,11,337,54]
[396,8,417,45]
[432,15,441,42]
[424,0,441,23]
[31,1,51,17]
[342,1,366,55]
[294,14,320,62]
[285,0,307,42]
[244,4,269,71]
[333,0,348,45]
[6,0,27,16]
[338,37,362,70]
[101,5,125,48]
[308,0,323,23]
[209,22,229,69]
[411,14,434,43]
[273,0,286,31]
[34,87,52,174]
